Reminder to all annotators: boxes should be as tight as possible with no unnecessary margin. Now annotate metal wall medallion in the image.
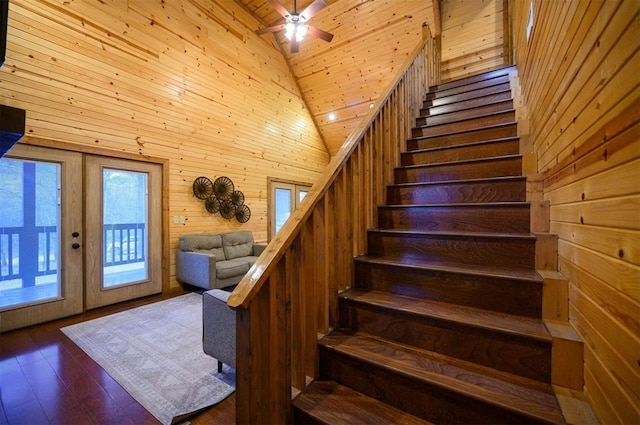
[192,176,251,223]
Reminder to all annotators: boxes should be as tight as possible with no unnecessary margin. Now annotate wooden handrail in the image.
[228,25,440,424]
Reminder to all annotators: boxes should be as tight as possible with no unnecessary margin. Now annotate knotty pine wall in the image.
[512,0,639,423]
[274,0,439,155]
[440,0,506,81]
[1,0,330,291]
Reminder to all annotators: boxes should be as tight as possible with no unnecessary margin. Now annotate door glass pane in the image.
[275,188,292,234]
[103,168,148,288]
[0,158,60,309]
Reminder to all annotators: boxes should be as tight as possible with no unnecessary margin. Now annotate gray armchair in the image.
[203,288,235,372]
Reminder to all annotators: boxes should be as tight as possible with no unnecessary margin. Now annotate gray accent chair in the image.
[176,231,266,290]
[203,288,235,372]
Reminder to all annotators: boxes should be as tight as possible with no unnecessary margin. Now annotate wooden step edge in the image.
[354,255,543,283]
[414,109,516,131]
[293,380,434,425]
[340,289,552,343]
[379,201,531,209]
[368,228,537,241]
[408,121,518,143]
[396,153,522,171]
[553,386,599,425]
[428,65,516,92]
[546,321,584,391]
[420,98,514,119]
[387,175,527,189]
[403,136,520,155]
[320,330,564,424]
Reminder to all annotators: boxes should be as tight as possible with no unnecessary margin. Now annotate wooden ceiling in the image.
[235,0,439,155]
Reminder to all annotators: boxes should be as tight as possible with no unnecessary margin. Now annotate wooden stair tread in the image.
[340,289,551,342]
[380,201,530,209]
[404,136,520,154]
[419,99,514,120]
[426,75,511,99]
[423,89,513,115]
[408,121,517,143]
[396,153,522,171]
[387,175,526,188]
[414,109,516,131]
[294,381,433,425]
[319,330,564,424]
[369,227,536,240]
[429,66,516,92]
[354,255,543,282]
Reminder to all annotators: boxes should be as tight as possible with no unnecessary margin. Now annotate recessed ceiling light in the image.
[328,113,336,121]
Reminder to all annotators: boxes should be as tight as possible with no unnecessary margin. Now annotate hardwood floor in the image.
[0,292,236,425]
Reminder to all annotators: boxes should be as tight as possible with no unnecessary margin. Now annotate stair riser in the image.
[402,139,520,166]
[338,301,552,382]
[412,111,516,138]
[354,261,542,318]
[408,123,517,150]
[421,90,513,116]
[426,75,511,100]
[395,157,523,184]
[429,67,515,92]
[377,206,530,233]
[319,349,545,424]
[424,82,513,109]
[387,179,527,205]
[416,101,514,127]
[367,232,536,270]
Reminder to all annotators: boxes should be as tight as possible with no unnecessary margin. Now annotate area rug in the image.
[61,293,235,425]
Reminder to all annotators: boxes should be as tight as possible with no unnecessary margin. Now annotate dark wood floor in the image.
[0,292,236,425]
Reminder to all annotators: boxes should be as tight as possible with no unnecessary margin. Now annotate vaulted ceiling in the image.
[235,0,439,155]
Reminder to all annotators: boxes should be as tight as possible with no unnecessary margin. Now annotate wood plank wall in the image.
[269,0,439,155]
[1,0,330,292]
[440,0,506,81]
[512,0,640,423]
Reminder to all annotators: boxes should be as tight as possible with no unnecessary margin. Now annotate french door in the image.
[84,156,162,309]
[0,146,162,331]
[268,179,311,240]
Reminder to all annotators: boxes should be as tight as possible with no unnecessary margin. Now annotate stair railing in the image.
[227,24,440,424]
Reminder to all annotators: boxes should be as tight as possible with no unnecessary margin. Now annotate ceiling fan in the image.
[256,0,334,53]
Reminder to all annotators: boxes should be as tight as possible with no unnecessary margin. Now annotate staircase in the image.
[292,67,566,424]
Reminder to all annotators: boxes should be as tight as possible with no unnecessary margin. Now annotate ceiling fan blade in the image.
[290,33,300,53]
[267,0,291,18]
[300,0,327,20]
[307,25,334,42]
[256,24,286,35]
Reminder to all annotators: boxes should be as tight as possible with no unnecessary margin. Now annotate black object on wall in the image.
[0,0,7,67]
[0,104,26,158]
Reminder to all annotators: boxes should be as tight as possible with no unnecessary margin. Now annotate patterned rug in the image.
[61,293,235,425]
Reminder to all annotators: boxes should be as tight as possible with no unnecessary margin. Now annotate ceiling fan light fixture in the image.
[284,15,308,41]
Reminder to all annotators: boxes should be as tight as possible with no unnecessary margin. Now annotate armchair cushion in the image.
[221,231,254,260]
[180,234,225,260]
[216,259,250,279]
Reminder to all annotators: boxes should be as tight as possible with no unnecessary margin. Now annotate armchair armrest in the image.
[253,244,267,257]
[176,251,217,289]
[203,289,236,369]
